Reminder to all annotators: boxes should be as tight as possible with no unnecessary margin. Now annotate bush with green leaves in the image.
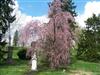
[77,14,100,62]
[0,41,7,63]
[17,48,31,60]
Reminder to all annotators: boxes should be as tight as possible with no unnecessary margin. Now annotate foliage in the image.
[13,30,19,46]
[0,0,16,63]
[19,20,41,46]
[77,14,100,62]
[61,0,78,35]
[61,0,77,17]
[17,48,31,60]
[39,0,74,69]
[0,0,16,39]
[61,0,78,34]
[0,41,7,62]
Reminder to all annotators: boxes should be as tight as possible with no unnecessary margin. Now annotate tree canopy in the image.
[0,0,16,63]
[77,14,100,62]
[0,0,16,41]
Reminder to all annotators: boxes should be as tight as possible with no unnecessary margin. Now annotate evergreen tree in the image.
[61,0,77,33]
[48,0,77,17]
[61,0,77,17]
[13,30,19,46]
[0,0,16,63]
[0,0,16,38]
[77,14,100,62]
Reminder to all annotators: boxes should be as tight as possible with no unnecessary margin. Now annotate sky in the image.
[17,0,90,16]
[17,0,52,16]
[16,0,100,16]
[14,0,100,28]
[6,0,100,44]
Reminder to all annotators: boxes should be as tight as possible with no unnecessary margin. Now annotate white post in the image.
[31,52,37,71]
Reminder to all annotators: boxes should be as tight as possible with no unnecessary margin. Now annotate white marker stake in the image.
[31,53,37,71]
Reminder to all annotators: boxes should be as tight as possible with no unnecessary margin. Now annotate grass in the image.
[70,60,100,72]
[0,47,30,75]
[68,61,100,75]
[1,60,100,75]
[0,60,29,75]
[0,47,100,75]
[35,60,100,75]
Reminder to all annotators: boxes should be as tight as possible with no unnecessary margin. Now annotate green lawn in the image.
[68,61,100,75]
[0,47,100,75]
[0,60,100,75]
[0,59,29,75]
[36,60,100,75]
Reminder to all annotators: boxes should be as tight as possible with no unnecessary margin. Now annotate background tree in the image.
[19,20,41,46]
[61,0,77,17]
[0,0,16,63]
[77,14,100,62]
[61,0,78,43]
[0,0,16,38]
[13,30,19,46]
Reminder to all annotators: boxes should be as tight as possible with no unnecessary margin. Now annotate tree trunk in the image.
[7,22,13,64]
[7,46,13,64]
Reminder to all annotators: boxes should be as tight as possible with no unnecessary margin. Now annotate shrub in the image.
[0,41,7,63]
[17,48,31,60]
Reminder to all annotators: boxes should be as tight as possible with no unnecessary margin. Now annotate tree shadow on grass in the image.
[0,58,29,68]
[24,71,38,75]
[24,63,51,75]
